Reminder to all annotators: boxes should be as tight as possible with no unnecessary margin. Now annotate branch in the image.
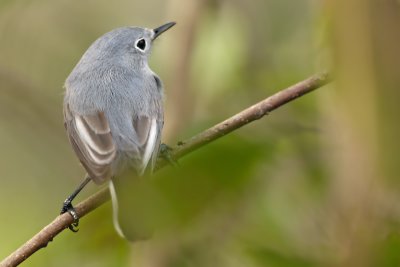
[1,72,331,267]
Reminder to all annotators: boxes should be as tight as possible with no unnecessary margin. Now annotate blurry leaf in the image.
[122,135,272,234]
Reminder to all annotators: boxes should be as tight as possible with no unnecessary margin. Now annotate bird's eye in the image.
[136,38,146,51]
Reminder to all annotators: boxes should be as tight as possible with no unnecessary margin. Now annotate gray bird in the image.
[61,22,176,241]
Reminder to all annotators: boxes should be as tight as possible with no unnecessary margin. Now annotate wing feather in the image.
[132,116,161,175]
[64,104,116,184]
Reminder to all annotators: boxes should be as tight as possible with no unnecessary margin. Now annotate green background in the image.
[0,0,399,266]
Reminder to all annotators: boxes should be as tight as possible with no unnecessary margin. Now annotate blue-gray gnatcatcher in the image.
[61,22,176,241]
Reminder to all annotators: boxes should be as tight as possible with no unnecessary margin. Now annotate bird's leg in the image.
[159,143,179,167]
[60,175,91,232]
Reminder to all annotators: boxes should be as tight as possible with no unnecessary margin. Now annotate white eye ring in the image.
[135,38,147,51]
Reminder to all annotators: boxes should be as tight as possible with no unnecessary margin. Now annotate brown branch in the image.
[0,72,331,267]
[169,72,331,160]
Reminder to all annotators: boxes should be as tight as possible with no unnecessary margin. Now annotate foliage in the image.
[0,0,399,266]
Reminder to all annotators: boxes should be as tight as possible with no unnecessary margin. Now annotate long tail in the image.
[109,171,154,241]
[109,180,126,238]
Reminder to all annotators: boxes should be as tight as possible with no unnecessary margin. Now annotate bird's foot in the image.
[60,199,80,232]
[159,143,179,167]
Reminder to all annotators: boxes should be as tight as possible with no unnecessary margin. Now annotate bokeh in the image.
[1,0,399,266]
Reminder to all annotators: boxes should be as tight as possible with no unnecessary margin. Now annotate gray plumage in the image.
[63,23,175,240]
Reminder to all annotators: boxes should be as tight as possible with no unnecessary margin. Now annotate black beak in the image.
[153,22,176,40]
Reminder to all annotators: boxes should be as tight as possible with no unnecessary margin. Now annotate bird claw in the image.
[60,199,80,232]
[68,220,79,232]
[159,143,179,167]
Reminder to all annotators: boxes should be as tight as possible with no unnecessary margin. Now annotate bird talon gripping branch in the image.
[67,208,80,232]
[60,199,80,232]
[159,143,179,167]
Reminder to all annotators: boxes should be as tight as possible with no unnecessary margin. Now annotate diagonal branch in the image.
[0,72,331,267]
[168,72,331,160]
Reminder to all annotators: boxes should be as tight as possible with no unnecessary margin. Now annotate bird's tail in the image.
[109,170,154,241]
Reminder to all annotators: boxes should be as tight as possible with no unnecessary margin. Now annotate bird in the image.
[61,22,176,241]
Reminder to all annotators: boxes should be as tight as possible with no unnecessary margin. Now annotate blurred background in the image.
[0,0,399,266]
